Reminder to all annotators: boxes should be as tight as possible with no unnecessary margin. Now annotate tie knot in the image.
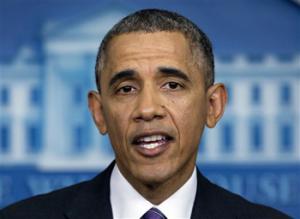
[141,207,167,219]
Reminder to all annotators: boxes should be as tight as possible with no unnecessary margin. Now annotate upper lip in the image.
[131,131,174,145]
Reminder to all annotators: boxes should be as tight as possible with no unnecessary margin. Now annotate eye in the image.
[162,82,183,90]
[116,85,136,94]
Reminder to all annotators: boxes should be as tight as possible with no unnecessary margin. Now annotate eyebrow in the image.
[158,67,191,82]
[108,67,190,87]
[109,69,136,87]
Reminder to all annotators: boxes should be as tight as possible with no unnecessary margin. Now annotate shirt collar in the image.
[110,164,197,219]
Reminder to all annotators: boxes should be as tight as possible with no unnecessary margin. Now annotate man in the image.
[0,9,291,219]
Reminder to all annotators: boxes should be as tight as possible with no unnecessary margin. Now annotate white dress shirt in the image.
[110,164,197,219]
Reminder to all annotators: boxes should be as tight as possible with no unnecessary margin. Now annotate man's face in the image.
[89,32,224,191]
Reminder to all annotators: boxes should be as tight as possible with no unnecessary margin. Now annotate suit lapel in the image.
[191,168,219,219]
[64,161,115,219]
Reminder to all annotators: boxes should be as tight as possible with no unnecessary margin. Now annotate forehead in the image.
[106,31,193,66]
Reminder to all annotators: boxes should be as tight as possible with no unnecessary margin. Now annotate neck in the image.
[118,161,195,205]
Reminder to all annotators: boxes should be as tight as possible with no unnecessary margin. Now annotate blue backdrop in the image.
[0,0,299,218]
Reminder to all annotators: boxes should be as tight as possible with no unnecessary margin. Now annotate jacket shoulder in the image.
[194,170,292,219]
[0,162,114,219]
[0,180,89,219]
[215,185,291,218]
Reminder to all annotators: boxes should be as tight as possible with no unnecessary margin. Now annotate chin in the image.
[135,166,175,186]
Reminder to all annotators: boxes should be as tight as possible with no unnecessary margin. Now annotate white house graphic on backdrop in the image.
[0,9,299,169]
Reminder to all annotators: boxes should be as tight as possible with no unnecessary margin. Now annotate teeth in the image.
[143,136,153,142]
[139,135,166,143]
[140,142,161,149]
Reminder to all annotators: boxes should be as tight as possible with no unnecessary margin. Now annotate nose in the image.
[132,86,166,122]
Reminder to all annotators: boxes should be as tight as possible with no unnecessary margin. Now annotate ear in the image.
[88,91,107,134]
[206,83,227,128]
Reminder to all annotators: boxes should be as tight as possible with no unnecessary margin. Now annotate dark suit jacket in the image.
[0,161,291,219]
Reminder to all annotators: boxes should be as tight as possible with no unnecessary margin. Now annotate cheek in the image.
[103,105,129,146]
[171,95,206,125]
[168,95,207,146]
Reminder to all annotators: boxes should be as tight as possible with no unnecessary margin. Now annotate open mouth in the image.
[132,133,174,156]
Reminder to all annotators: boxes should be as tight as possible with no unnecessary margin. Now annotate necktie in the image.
[140,207,167,219]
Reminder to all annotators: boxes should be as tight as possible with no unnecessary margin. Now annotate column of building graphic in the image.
[0,47,43,163]
[198,55,300,163]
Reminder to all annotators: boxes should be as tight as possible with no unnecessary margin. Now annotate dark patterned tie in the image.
[140,207,167,219]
